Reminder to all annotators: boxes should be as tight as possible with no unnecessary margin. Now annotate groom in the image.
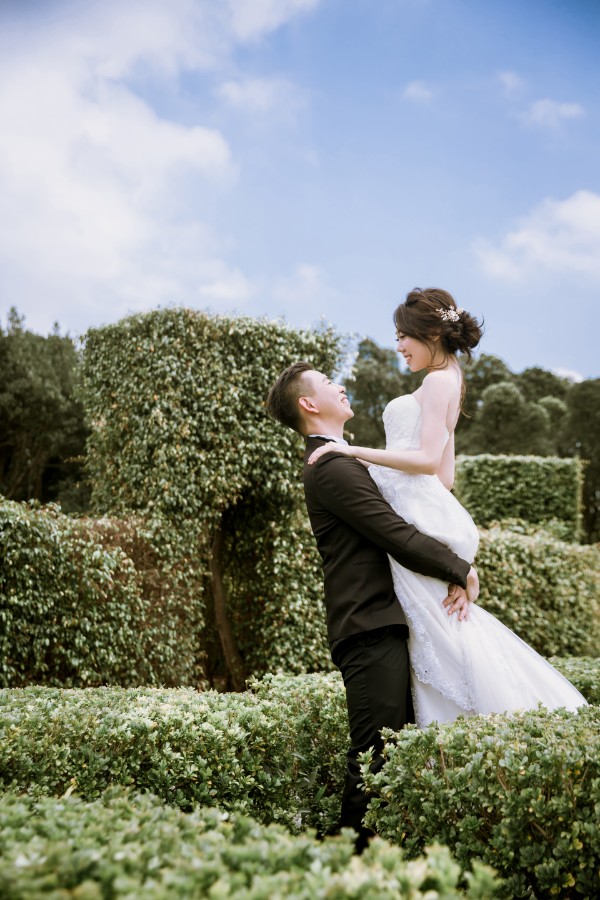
[266,362,478,852]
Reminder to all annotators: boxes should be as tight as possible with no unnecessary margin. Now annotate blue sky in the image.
[1,0,598,379]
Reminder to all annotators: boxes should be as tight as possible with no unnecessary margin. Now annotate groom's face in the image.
[300,370,354,425]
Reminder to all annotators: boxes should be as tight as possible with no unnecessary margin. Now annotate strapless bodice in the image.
[383,393,449,451]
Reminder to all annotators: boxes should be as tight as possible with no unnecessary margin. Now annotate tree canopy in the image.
[0,308,88,510]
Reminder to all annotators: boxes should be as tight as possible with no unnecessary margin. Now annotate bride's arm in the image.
[436,432,455,490]
[308,373,453,475]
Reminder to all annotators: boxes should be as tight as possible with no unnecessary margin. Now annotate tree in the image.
[515,367,571,403]
[563,379,600,542]
[466,381,553,456]
[456,354,515,451]
[343,338,422,448]
[0,308,88,509]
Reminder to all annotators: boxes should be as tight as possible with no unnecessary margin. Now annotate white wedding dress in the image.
[368,393,587,727]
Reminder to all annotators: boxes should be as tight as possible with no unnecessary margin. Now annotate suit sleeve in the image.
[310,454,471,587]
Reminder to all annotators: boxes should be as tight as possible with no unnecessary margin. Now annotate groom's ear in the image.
[298,395,318,414]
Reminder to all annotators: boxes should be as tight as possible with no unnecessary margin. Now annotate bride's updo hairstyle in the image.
[394,287,483,364]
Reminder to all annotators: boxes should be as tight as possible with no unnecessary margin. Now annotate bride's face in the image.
[395,331,434,372]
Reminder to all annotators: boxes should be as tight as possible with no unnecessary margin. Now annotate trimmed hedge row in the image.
[476,526,600,658]
[2,670,599,895]
[455,454,584,540]
[2,488,598,689]
[362,705,600,899]
[549,656,600,705]
[0,790,499,899]
[0,498,202,688]
[0,674,348,836]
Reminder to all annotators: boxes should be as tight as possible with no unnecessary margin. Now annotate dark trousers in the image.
[331,625,414,848]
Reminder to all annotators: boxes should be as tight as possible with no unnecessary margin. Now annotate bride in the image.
[308,287,587,726]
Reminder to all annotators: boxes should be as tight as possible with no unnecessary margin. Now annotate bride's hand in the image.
[466,567,480,603]
[307,443,351,465]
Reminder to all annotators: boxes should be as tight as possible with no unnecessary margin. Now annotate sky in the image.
[0,0,599,380]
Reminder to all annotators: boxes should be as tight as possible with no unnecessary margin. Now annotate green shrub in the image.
[476,526,600,657]
[0,498,201,688]
[455,454,583,540]
[0,789,500,899]
[550,656,600,705]
[81,308,343,688]
[0,674,348,836]
[3,488,597,687]
[362,705,600,898]
[223,504,332,678]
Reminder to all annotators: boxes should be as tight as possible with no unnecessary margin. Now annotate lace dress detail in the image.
[369,394,587,726]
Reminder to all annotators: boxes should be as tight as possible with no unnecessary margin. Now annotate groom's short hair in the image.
[266,361,314,434]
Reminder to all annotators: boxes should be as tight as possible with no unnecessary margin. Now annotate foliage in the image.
[3,669,596,897]
[0,497,201,688]
[362,705,600,898]
[3,487,597,685]
[0,790,500,900]
[222,502,332,681]
[549,656,600,705]
[454,454,583,540]
[83,309,342,689]
[514,366,571,404]
[0,674,348,836]
[475,526,600,658]
[0,307,88,511]
[465,381,556,455]
[563,378,600,543]
[343,337,423,448]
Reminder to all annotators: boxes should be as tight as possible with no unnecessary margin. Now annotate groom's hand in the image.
[443,568,479,621]
[443,584,471,621]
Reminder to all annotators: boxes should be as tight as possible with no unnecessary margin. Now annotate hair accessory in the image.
[438,307,464,323]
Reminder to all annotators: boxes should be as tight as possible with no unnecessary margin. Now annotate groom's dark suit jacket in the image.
[303,436,471,643]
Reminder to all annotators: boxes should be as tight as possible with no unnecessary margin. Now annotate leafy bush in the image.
[0,498,201,688]
[0,789,500,899]
[362,705,600,898]
[81,308,343,688]
[476,526,600,658]
[455,454,583,540]
[0,674,348,836]
[550,656,600,705]
[223,504,332,678]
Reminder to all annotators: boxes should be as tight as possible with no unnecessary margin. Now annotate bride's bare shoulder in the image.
[422,368,459,393]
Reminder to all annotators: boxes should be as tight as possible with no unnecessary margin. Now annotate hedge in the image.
[81,309,343,689]
[475,526,600,658]
[549,656,600,705]
[2,669,599,895]
[0,498,202,688]
[0,790,500,899]
[2,484,598,688]
[362,705,600,898]
[455,454,584,540]
[0,674,348,837]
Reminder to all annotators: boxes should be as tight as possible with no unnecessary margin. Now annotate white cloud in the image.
[271,263,342,327]
[0,0,320,334]
[474,190,600,281]
[227,0,320,42]
[521,98,584,128]
[497,70,523,95]
[552,367,583,383]
[402,80,434,103]
[217,76,302,114]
